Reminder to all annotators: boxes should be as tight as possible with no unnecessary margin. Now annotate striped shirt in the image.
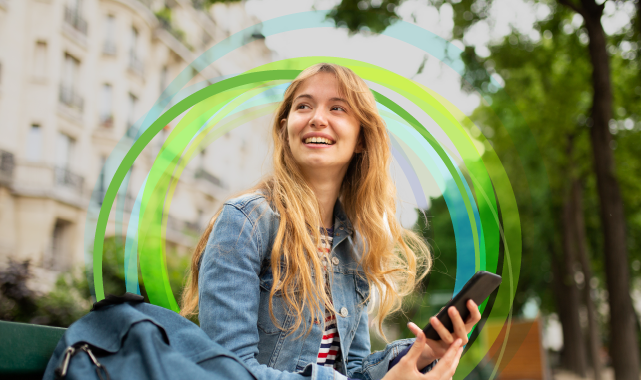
[316,227,341,368]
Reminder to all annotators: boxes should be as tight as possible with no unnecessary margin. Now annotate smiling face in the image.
[282,72,363,178]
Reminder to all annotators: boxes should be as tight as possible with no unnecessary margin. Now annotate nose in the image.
[309,107,329,129]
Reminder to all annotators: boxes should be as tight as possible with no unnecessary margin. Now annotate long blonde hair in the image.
[181,63,431,339]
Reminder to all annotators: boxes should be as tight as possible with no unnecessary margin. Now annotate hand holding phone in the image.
[423,271,502,341]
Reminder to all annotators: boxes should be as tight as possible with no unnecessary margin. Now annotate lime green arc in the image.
[92,70,300,301]
[94,57,522,379]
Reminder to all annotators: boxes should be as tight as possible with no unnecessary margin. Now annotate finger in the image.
[429,339,462,379]
[444,347,465,380]
[449,307,468,344]
[467,300,482,326]
[406,323,427,360]
[407,321,422,337]
[430,316,454,344]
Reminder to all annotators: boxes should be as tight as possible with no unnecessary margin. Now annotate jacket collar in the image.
[332,199,353,235]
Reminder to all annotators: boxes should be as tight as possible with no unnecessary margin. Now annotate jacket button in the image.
[340,307,349,317]
[332,257,340,265]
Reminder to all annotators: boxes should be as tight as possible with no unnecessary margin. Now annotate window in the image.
[25,124,42,162]
[33,41,47,79]
[60,53,83,110]
[126,93,138,137]
[97,156,107,203]
[128,26,143,75]
[103,15,116,54]
[160,65,168,94]
[130,26,139,53]
[127,93,137,126]
[49,218,72,270]
[62,53,79,89]
[100,83,113,125]
[54,133,82,194]
[64,0,87,35]
[68,0,82,12]
[201,30,212,48]
[56,133,75,169]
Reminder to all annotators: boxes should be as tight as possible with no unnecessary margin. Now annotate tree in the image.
[330,0,641,378]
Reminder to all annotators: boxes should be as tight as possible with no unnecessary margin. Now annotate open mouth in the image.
[303,137,335,145]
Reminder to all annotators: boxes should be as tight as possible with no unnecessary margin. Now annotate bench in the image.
[0,320,66,379]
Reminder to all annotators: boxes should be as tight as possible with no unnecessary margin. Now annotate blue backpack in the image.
[43,294,257,380]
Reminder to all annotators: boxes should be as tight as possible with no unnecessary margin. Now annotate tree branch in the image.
[557,0,587,18]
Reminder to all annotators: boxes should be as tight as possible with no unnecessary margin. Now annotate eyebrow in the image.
[293,94,348,103]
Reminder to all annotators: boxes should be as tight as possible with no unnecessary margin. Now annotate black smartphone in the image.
[422,271,502,341]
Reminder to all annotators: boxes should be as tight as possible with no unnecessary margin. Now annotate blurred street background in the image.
[0,0,640,379]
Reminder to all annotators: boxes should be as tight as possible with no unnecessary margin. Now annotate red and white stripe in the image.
[316,231,341,368]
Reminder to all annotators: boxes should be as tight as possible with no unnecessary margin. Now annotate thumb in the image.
[406,322,427,360]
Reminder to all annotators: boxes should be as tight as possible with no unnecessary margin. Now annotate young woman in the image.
[180,63,481,380]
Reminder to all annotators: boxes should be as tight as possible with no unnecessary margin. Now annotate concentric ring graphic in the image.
[85,10,545,379]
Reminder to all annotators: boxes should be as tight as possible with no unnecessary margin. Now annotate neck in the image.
[301,164,348,229]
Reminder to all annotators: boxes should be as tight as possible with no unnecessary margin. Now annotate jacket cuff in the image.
[358,338,415,380]
[420,358,438,374]
[387,343,438,374]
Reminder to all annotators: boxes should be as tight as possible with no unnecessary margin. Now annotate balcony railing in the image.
[59,85,84,111]
[0,149,15,186]
[64,6,87,35]
[128,51,144,77]
[195,167,224,188]
[54,166,84,194]
[103,41,116,55]
[94,189,136,211]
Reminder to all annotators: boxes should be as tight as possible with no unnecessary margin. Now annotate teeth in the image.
[304,137,334,145]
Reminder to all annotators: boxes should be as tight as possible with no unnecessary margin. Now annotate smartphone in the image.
[423,271,502,341]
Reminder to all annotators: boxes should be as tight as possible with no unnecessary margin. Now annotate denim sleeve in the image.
[387,344,438,373]
[344,304,416,380]
[198,204,347,380]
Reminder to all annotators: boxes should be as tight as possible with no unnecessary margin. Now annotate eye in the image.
[296,103,310,110]
[331,106,346,112]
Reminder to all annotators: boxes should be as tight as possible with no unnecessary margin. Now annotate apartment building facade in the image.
[0,0,274,291]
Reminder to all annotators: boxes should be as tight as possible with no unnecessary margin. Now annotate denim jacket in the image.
[198,192,418,380]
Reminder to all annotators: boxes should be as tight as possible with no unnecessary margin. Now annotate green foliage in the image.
[327,0,403,34]
[336,0,641,358]
[0,237,193,327]
[155,7,195,51]
[0,260,91,327]
[101,236,192,309]
[155,7,172,27]
[202,0,242,9]
[31,271,92,327]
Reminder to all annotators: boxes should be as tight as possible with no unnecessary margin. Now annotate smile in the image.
[303,137,335,145]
